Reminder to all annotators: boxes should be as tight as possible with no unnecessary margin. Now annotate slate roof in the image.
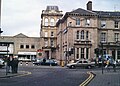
[67,8,97,15]
[66,8,120,17]
[93,11,120,17]
[13,33,29,38]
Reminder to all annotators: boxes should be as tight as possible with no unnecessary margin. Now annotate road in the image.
[0,62,89,86]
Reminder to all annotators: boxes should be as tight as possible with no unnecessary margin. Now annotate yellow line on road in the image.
[79,72,95,86]
[14,71,32,78]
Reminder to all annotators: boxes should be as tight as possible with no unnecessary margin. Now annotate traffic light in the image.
[94,48,103,55]
[94,48,99,54]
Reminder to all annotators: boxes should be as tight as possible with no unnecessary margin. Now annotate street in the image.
[0,62,89,86]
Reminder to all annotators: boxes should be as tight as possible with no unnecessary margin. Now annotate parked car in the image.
[0,58,5,68]
[33,58,58,66]
[67,60,95,69]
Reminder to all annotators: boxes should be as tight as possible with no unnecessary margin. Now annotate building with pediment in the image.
[0,33,41,61]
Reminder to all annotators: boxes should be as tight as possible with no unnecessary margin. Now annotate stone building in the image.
[0,33,41,61]
[56,1,120,64]
[40,6,63,59]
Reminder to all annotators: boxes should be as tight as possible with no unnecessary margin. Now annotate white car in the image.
[67,60,95,69]
[0,59,5,68]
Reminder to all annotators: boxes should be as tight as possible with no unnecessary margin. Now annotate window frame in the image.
[101,20,106,28]
[81,30,84,40]
[76,18,80,26]
[44,18,49,26]
[114,21,119,29]
[100,32,106,42]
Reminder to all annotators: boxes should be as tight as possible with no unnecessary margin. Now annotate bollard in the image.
[26,62,28,66]
[20,62,22,66]
[61,61,64,67]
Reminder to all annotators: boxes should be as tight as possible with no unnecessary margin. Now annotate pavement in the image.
[88,67,120,86]
[0,67,31,78]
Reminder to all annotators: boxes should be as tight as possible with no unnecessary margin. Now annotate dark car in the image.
[33,58,58,66]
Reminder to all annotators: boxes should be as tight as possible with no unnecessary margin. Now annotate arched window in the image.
[50,18,55,26]
[81,30,84,39]
[45,18,48,26]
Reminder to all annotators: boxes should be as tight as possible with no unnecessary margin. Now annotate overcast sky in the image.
[1,0,120,37]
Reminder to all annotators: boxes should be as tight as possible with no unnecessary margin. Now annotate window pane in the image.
[45,18,48,26]
[85,19,90,26]
[76,31,79,39]
[76,18,80,25]
[114,21,118,28]
[101,33,106,42]
[114,33,119,42]
[20,45,24,49]
[81,30,84,39]
[86,31,89,40]
[50,18,55,26]
[26,45,29,49]
[31,45,35,49]
[81,48,84,59]
[101,21,106,28]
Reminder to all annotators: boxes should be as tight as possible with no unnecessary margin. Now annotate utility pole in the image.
[0,0,3,36]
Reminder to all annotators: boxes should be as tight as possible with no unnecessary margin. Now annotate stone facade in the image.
[56,1,120,64]
[40,6,63,59]
[0,33,41,61]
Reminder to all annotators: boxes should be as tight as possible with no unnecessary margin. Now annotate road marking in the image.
[79,72,95,86]
[14,71,32,78]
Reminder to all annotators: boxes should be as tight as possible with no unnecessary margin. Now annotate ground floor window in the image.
[76,48,79,59]
[86,48,89,59]
[117,50,120,59]
[81,48,84,59]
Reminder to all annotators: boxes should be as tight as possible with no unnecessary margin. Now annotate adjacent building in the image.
[0,33,41,61]
[40,6,63,59]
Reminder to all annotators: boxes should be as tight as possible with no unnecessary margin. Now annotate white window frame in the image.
[114,33,119,42]
[76,18,80,26]
[85,19,90,26]
[44,18,48,26]
[50,18,55,26]
[81,30,84,40]
[100,33,106,42]
[114,21,119,29]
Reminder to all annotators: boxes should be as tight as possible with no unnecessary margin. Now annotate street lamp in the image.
[6,43,9,75]
[100,42,104,74]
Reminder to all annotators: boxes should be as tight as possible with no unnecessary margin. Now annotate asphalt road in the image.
[0,62,89,86]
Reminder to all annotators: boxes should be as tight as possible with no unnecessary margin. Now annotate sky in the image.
[1,0,120,37]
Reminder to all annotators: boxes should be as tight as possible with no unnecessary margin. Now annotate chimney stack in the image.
[87,1,92,11]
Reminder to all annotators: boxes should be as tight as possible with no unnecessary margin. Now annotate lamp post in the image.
[100,42,104,74]
[6,43,9,75]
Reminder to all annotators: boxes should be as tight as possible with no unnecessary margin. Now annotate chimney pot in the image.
[87,1,92,11]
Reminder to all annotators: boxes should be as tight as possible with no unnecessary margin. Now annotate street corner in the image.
[0,71,32,78]
[14,71,32,78]
[79,71,95,86]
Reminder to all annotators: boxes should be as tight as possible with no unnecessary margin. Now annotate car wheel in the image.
[70,65,75,69]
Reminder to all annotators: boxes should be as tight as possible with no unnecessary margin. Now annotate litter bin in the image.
[61,61,64,67]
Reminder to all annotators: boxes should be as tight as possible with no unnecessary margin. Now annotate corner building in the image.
[56,1,120,64]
